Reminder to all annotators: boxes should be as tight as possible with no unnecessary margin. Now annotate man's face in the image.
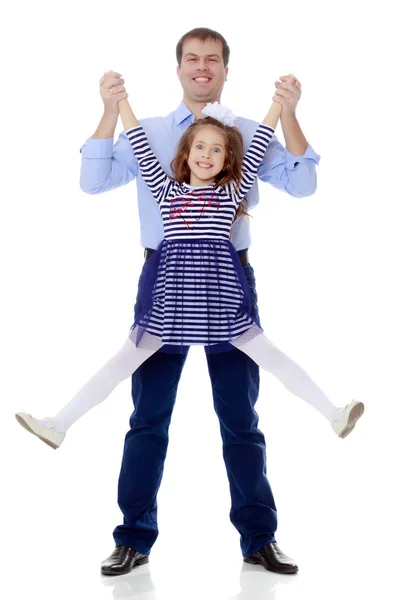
[177,37,228,103]
[187,125,226,186]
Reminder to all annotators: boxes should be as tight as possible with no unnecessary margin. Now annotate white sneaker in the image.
[15,412,65,449]
[331,401,365,439]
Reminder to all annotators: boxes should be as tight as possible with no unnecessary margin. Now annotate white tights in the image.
[230,327,336,422]
[50,328,336,433]
[52,332,163,432]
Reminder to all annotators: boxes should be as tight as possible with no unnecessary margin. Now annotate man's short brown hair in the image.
[176,28,230,67]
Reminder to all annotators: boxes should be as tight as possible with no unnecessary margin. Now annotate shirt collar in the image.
[174,101,195,126]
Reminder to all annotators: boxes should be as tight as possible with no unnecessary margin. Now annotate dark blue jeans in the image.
[113,263,277,557]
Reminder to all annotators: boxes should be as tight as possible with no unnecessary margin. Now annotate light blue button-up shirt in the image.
[80,101,320,251]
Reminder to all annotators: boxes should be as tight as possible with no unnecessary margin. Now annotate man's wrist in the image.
[102,108,119,121]
[92,110,119,139]
[280,110,297,122]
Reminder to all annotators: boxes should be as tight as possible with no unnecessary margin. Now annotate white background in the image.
[1,1,399,599]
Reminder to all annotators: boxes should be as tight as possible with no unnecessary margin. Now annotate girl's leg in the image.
[16,332,164,447]
[51,332,164,432]
[15,332,164,448]
[230,329,336,422]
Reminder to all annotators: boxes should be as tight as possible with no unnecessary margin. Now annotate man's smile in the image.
[193,76,212,83]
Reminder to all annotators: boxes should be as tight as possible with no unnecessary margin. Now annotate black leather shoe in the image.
[101,545,149,576]
[244,542,298,574]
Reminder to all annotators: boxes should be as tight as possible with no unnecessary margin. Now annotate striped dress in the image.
[126,123,274,349]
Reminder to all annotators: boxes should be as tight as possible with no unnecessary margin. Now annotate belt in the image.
[144,247,249,266]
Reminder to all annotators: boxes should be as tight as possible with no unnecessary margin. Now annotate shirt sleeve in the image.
[79,132,138,194]
[257,136,321,198]
[229,124,275,206]
[125,126,174,204]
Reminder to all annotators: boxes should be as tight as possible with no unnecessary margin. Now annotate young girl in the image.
[15,95,364,448]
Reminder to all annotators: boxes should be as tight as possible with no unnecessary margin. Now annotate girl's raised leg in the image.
[230,328,364,437]
[15,331,164,447]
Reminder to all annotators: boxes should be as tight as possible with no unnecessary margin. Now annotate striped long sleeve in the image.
[125,126,175,204]
[229,124,275,205]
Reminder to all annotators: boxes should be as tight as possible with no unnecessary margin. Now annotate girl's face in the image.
[187,125,226,186]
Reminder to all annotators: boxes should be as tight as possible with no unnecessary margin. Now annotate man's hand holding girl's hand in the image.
[273,74,302,117]
[99,71,128,114]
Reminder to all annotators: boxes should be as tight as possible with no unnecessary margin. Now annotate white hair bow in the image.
[201,102,236,126]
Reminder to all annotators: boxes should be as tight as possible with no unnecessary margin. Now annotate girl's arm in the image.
[118,98,140,130]
[261,101,282,130]
[230,101,282,205]
[117,99,173,204]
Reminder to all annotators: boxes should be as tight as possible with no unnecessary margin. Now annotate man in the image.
[80,28,320,576]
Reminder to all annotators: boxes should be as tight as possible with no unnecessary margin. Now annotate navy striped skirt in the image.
[129,238,262,353]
